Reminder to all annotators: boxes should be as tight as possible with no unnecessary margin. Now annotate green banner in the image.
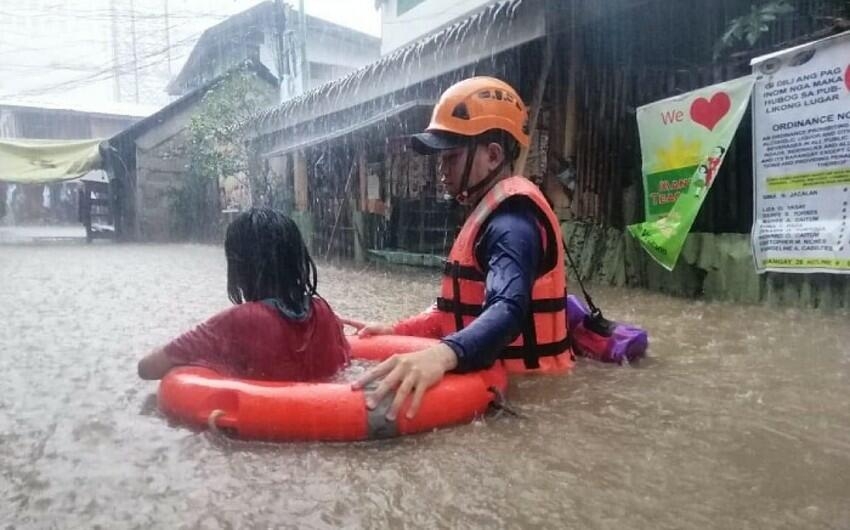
[628,76,755,270]
[0,138,103,184]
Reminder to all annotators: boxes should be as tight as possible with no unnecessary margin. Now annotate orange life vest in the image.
[436,176,573,374]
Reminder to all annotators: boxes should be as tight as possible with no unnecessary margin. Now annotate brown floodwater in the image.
[2,240,849,529]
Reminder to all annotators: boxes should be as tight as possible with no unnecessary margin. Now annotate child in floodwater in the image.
[137,208,350,381]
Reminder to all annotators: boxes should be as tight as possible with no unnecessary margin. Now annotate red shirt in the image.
[162,297,350,381]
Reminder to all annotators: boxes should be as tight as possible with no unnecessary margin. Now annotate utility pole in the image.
[129,0,140,103]
[273,0,286,99]
[299,0,309,93]
[164,0,172,77]
[110,0,121,101]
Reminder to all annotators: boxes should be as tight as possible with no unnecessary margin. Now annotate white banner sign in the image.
[751,31,850,273]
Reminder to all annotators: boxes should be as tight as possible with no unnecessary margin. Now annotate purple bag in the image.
[566,295,648,364]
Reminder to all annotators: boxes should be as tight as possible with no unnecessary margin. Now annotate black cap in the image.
[410,131,470,155]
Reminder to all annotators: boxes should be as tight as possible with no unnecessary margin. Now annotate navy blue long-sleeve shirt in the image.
[442,199,542,373]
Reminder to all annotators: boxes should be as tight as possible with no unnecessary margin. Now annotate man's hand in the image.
[351,343,458,420]
[356,322,395,337]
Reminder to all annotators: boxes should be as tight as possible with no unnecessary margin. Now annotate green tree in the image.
[714,1,796,60]
[171,68,275,241]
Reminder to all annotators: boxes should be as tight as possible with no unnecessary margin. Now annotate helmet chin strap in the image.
[456,140,507,204]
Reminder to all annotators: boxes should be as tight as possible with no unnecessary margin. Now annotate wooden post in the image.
[325,157,357,259]
[279,153,292,213]
[517,35,554,175]
[294,150,308,211]
[355,146,368,262]
[563,2,581,162]
[398,154,411,250]
[291,150,313,250]
[358,147,367,212]
[418,183,426,252]
[553,5,583,217]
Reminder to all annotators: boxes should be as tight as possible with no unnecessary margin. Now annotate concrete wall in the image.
[132,100,200,241]
[380,0,497,54]
[562,221,850,311]
[307,29,379,71]
[280,18,380,100]
[0,109,16,137]
[134,131,192,241]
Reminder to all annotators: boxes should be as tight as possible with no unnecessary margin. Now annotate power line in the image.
[0,4,242,22]
[129,0,140,102]
[0,8,227,93]
[0,29,205,99]
[0,11,206,56]
[0,1,268,100]
[0,0,236,58]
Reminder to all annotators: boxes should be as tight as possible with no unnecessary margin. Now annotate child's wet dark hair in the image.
[224,208,317,314]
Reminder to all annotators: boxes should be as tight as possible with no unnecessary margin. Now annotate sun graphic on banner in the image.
[652,136,703,172]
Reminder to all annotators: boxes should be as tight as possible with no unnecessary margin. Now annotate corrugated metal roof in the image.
[0,99,160,119]
[264,99,434,157]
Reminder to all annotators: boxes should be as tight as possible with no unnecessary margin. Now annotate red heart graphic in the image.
[690,92,731,131]
[845,65,850,91]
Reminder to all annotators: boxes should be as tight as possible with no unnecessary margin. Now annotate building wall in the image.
[0,109,18,138]
[306,26,380,72]
[90,116,141,138]
[280,14,381,100]
[560,0,850,231]
[172,19,277,97]
[131,100,200,241]
[169,4,379,103]
[380,0,497,54]
[127,70,278,241]
[134,134,192,241]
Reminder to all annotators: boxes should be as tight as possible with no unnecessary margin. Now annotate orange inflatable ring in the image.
[157,335,508,441]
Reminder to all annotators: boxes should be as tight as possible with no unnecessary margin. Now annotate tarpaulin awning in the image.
[0,138,103,184]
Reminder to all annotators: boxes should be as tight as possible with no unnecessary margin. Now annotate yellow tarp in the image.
[0,138,103,184]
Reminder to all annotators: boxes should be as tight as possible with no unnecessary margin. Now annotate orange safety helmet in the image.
[411,77,529,154]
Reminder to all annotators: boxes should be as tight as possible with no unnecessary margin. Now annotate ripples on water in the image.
[2,243,849,528]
